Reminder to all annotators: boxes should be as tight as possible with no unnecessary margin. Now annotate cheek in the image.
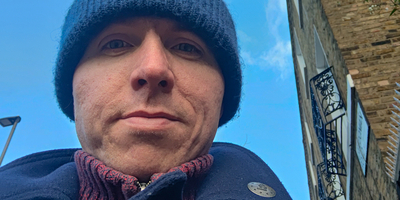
[72,64,118,149]
[192,74,224,154]
[73,74,90,121]
[196,69,224,111]
[72,63,125,118]
[72,69,99,148]
[73,71,101,121]
[177,65,224,124]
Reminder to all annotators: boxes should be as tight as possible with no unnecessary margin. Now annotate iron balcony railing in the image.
[317,162,345,200]
[310,67,346,177]
[385,82,400,182]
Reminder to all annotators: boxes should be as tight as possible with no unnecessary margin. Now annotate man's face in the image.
[72,17,224,181]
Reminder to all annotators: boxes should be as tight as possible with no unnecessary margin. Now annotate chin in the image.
[101,144,182,176]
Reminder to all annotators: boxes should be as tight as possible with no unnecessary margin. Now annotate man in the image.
[0,0,291,199]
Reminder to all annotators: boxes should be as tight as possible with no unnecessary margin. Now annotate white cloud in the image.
[260,40,292,79]
[240,40,292,80]
[238,0,292,80]
[265,0,285,41]
[279,0,287,13]
[237,30,252,43]
[240,50,256,66]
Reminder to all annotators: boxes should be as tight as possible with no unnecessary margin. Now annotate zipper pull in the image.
[138,181,152,191]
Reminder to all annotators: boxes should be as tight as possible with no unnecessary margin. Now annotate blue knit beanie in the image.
[55,0,241,126]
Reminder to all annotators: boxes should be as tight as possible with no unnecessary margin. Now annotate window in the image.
[314,26,347,145]
[293,0,300,16]
[305,67,309,99]
[304,120,314,165]
[311,143,315,165]
[309,160,317,185]
[303,4,309,24]
[314,26,329,73]
[314,185,318,200]
[293,0,303,28]
[294,30,307,86]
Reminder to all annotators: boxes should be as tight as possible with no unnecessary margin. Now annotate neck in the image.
[74,150,213,199]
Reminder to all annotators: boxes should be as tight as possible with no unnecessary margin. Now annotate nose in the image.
[129,31,174,93]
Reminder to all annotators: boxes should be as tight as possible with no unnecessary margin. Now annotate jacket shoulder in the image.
[197,142,292,199]
[0,149,80,200]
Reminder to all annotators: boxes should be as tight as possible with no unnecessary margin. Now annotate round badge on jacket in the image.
[247,182,276,198]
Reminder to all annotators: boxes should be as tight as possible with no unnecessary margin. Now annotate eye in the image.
[171,43,203,58]
[175,43,195,52]
[104,39,131,49]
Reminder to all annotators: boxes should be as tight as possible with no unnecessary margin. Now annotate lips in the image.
[122,111,179,121]
[119,111,180,129]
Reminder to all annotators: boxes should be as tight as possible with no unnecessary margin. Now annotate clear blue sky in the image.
[0,0,308,199]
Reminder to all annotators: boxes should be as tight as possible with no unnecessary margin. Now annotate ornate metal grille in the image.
[385,82,400,182]
[310,67,346,177]
[317,162,345,200]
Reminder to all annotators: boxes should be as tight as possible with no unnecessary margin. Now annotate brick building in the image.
[287,0,400,199]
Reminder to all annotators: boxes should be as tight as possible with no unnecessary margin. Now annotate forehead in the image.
[101,17,195,36]
[120,17,189,29]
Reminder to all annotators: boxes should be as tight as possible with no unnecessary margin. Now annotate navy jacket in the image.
[0,142,291,199]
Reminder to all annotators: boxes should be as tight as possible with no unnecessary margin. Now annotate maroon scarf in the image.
[74,150,213,200]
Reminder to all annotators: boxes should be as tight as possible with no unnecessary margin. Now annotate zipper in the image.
[136,181,152,191]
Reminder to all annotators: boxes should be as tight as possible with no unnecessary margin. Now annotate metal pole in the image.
[0,119,20,166]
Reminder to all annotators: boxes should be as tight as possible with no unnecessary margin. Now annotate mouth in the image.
[122,111,179,121]
[119,111,180,129]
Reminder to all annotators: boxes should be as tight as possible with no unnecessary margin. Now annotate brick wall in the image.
[321,0,400,159]
[288,0,400,199]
